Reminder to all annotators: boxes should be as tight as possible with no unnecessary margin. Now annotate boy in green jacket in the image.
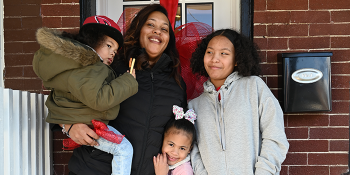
[33,15,138,175]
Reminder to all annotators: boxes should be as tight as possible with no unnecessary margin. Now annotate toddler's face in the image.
[203,35,236,87]
[161,129,192,166]
[95,35,119,65]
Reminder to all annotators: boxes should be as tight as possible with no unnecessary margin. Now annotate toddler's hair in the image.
[164,118,196,146]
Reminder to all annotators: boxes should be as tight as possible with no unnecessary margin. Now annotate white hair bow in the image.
[173,105,197,124]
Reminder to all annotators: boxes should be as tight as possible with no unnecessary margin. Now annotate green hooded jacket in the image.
[33,27,138,125]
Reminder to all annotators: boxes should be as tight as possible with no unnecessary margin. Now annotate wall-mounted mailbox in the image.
[282,52,332,113]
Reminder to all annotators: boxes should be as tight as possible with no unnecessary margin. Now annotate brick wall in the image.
[4,0,79,174]
[254,0,350,174]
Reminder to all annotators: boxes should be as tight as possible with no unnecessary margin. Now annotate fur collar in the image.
[36,27,100,66]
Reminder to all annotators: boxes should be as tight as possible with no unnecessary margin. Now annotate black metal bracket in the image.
[80,0,96,27]
[241,0,254,41]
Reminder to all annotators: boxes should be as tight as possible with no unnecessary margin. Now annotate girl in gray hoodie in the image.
[188,29,289,175]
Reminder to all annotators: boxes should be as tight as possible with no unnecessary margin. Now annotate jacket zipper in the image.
[137,71,154,174]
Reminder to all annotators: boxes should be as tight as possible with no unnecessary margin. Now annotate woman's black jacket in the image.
[68,53,187,175]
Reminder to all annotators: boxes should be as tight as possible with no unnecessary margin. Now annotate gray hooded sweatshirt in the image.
[189,72,289,175]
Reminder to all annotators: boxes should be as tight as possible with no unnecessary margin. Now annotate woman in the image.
[66,4,187,175]
[189,29,289,174]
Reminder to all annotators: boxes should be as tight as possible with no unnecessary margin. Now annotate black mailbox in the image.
[282,52,332,113]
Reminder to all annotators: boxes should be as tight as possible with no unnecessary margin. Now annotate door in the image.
[96,0,240,31]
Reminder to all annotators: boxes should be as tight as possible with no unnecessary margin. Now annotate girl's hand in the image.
[63,123,100,146]
[153,152,169,175]
[127,69,136,78]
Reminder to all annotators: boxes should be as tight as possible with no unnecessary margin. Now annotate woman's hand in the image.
[153,152,169,175]
[62,123,100,146]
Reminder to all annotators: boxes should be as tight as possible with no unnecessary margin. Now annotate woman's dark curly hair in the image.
[190,29,261,77]
[117,4,181,86]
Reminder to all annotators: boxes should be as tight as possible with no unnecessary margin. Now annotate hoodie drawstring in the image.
[215,90,226,151]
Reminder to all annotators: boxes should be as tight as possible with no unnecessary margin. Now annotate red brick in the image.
[54,130,70,140]
[254,38,267,50]
[285,127,308,139]
[289,166,329,175]
[22,5,41,16]
[308,153,348,165]
[53,139,64,153]
[288,140,328,152]
[267,0,308,10]
[288,115,329,127]
[4,67,23,77]
[330,115,349,126]
[24,66,37,77]
[53,151,73,164]
[4,18,21,29]
[24,0,41,4]
[330,166,349,175]
[5,42,23,53]
[4,0,22,5]
[4,5,22,16]
[331,50,350,62]
[331,11,350,22]
[4,54,34,66]
[4,79,43,90]
[254,11,290,24]
[254,0,266,11]
[280,166,288,175]
[53,164,67,175]
[332,89,349,101]
[331,37,350,48]
[23,42,40,53]
[291,11,330,23]
[258,50,267,63]
[268,38,288,50]
[22,17,42,29]
[311,24,350,36]
[254,25,266,36]
[41,4,80,16]
[266,76,282,88]
[310,128,349,139]
[63,0,79,3]
[270,89,282,100]
[289,37,330,49]
[41,0,61,3]
[4,30,37,42]
[283,153,307,165]
[331,75,350,88]
[62,17,80,28]
[42,17,62,28]
[310,0,350,10]
[260,63,282,75]
[332,63,350,74]
[267,24,308,37]
[330,140,349,152]
[332,101,350,113]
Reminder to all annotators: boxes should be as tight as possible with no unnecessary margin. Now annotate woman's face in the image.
[140,11,170,63]
[94,35,119,65]
[204,35,236,88]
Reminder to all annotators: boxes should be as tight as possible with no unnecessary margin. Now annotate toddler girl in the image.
[153,105,196,175]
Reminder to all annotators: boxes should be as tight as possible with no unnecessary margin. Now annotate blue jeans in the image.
[94,125,133,175]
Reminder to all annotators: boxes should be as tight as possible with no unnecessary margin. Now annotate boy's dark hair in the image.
[116,4,182,86]
[164,118,196,146]
[61,28,106,50]
[190,29,261,77]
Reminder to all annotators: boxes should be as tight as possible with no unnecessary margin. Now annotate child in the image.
[188,29,289,175]
[32,15,138,175]
[153,105,196,175]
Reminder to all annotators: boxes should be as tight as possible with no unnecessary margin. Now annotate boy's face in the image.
[161,129,192,166]
[204,35,236,88]
[95,35,119,65]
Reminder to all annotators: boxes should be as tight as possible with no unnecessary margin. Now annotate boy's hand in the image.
[153,152,169,175]
[64,123,100,146]
[127,70,136,78]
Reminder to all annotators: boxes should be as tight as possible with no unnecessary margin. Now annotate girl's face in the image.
[204,35,236,88]
[139,11,170,64]
[161,129,192,166]
[95,35,119,65]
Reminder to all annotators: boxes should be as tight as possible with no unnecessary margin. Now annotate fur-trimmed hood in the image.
[36,27,99,66]
[33,27,100,81]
